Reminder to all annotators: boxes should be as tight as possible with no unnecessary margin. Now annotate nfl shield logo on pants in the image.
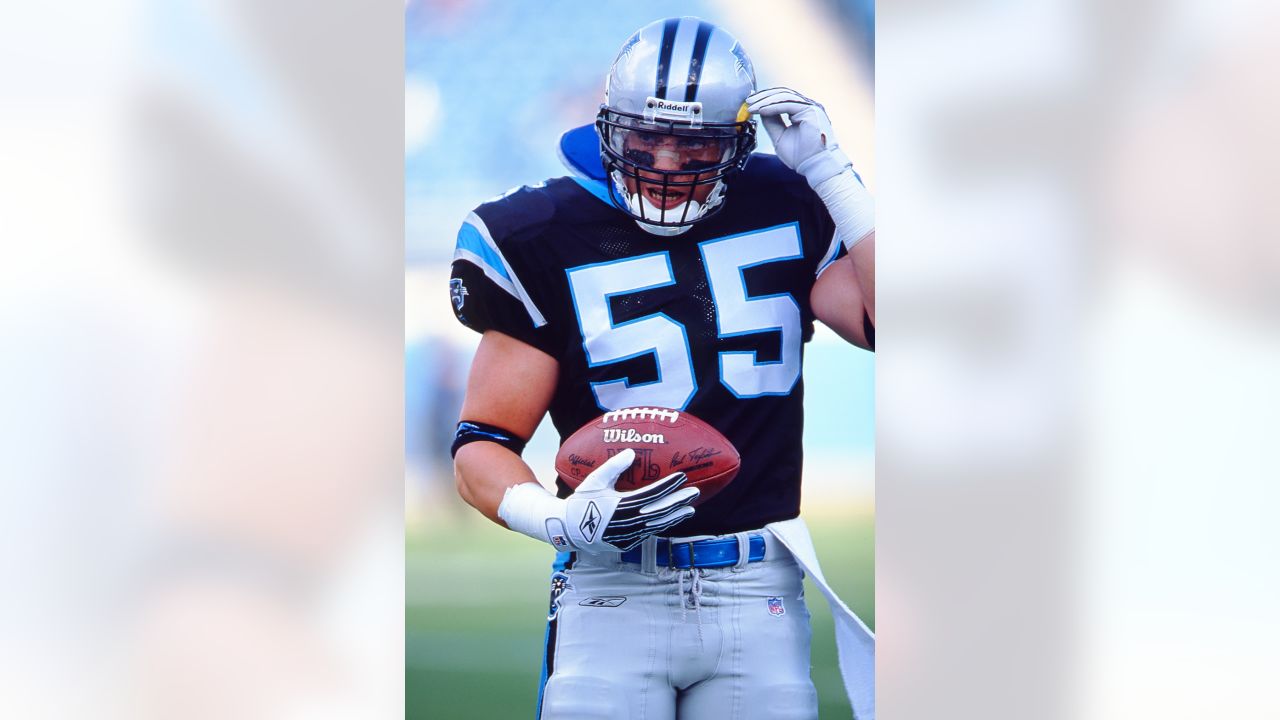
[767,596,786,617]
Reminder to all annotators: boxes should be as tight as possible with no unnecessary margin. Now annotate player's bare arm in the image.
[811,226,875,348]
[811,249,875,349]
[453,329,557,523]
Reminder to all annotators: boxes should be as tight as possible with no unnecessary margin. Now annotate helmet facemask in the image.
[596,107,756,235]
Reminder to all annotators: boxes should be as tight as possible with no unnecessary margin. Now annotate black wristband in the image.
[451,420,528,458]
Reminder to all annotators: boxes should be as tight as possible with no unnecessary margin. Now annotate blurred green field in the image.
[407,509,873,719]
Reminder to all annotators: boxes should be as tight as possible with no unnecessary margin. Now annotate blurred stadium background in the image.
[404,0,875,716]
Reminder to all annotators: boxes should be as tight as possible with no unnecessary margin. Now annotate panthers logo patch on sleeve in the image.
[450,278,469,311]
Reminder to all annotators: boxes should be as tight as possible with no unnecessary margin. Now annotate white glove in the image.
[498,448,699,553]
[746,87,852,187]
[747,87,874,249]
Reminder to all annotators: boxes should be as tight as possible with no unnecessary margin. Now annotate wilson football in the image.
[555,407,740,506]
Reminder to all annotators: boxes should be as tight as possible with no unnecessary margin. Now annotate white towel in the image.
[767,517,875,720]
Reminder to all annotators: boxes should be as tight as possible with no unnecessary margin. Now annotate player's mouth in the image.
[642,185,690,211]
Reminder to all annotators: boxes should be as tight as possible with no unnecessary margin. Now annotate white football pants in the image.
[537,531,818,720]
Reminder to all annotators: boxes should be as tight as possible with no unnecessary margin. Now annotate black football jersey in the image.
[449,153,846,536]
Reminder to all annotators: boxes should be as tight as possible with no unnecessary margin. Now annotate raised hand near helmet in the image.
[748,87,874,250]
[747,87,853,188]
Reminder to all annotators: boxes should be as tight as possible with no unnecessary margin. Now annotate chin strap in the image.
[636,220,694,237]
[629,192,701,236]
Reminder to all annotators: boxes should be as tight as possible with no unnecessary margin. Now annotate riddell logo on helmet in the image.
[655,100,694,114]
[602,428,666,444]
[645,97,701,121]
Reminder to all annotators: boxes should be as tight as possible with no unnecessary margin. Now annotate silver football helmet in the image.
[596,17,758,235]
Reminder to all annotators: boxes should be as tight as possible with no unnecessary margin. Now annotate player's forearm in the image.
[813,168,874,251]
[812,166,874,325]
[454,441,542,526]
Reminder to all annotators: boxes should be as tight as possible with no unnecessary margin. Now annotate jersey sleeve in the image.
[448,211,557,356]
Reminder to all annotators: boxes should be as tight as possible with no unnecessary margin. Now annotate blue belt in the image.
[620,535,767,569]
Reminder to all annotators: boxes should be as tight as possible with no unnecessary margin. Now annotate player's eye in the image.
[681,160,717,172]
[624,149,656,166]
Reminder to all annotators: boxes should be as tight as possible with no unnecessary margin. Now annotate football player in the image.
[448,16,874,720]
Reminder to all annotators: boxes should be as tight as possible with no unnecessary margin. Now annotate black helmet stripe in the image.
[654,17,680,99]
[684,20,714,102]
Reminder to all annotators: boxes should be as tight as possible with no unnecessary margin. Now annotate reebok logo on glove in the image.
[500,448,700,553]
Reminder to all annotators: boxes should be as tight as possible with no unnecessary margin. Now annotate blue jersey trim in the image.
[816,231,844,277]
[456,222,512,284]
